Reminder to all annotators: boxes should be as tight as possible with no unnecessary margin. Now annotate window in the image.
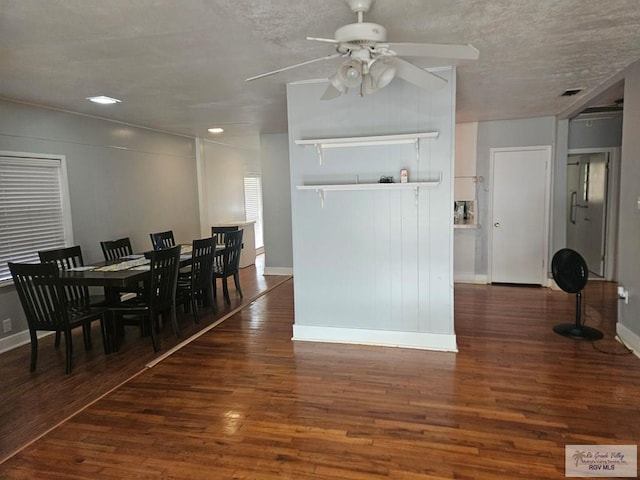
[0,152,73,283]
[243,176,263,250]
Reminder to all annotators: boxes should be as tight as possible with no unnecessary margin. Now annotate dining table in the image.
[58,244,225,353]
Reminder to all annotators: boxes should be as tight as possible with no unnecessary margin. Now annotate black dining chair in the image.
[38,245,105,347]
[213,229,244,305]
[177,237,217,323]
[107,245,181,352]
[150,230,176,251]
[100,237,144,301]
[211,226,238,247]
[100,237,134,261]
[8,262,107,373]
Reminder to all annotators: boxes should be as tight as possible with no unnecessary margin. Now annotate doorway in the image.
[566,148,620,280]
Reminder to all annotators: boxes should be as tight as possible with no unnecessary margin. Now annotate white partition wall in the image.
[288,68,457,351]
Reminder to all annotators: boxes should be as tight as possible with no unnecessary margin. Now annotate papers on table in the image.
[67,266,95,272]
[94,258,150,272]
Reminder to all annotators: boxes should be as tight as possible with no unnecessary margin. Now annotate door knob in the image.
[494,222,500,228]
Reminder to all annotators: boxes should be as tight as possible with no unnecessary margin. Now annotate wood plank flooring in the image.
[1,278,638,479]
[0,255,290,463]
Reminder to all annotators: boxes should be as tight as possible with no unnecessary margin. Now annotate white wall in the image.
[260,133,293,274]
[200,137,258,237]
[0,99,199,348]
[569,115,623,149]
[475,116,558,277]
[287,68,457,351]
[617,60,640,348]
[454,122,479,282]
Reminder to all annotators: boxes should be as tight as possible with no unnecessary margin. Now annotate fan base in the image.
[553,323,603,340]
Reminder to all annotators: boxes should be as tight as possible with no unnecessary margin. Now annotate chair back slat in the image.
[211,226,238,246]
[150,231,176,250]
[9,262,67,331]
[223,229,244,274]
[144,245,181,310]
[100,237,134,261]
[190,237,216,291]
[38,246,90,307]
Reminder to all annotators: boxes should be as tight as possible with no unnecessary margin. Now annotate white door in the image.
[490,147,550,285]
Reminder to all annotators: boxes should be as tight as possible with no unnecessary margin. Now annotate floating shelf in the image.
[295,131,439,164]
[295,131,439,148]
[297,178,441,207]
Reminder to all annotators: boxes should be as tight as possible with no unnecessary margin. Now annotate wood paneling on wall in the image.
[287,69,456,350]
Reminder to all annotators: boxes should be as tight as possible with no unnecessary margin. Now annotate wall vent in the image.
[561,88,583,97]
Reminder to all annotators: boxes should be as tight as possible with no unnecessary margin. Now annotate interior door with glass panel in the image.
[567,152,609,277]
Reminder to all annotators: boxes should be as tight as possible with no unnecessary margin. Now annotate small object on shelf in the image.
[400,168,408,183]
[379,176,394,183]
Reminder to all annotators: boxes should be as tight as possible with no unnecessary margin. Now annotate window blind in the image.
[0,156,68,282]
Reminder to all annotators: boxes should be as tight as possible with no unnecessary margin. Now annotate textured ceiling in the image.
[1,0,639,138]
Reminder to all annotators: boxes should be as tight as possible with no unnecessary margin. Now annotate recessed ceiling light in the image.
[208,127,224,134]
[87,95,121,105]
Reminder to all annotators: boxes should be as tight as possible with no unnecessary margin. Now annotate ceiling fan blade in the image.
[391,58,447,90]
[306,36,339,44]
[245,53,341,82]
[321,84,344,101]
[387,42,479,61]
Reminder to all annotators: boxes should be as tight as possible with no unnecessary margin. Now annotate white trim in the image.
[263,267,293,276]
[567,147,620,281]
[454,274,488,284]
[195,137,209,238]
[616,323,640,360]
[292,325,458,352]
[0,330,53,355]
[488,146,552,286]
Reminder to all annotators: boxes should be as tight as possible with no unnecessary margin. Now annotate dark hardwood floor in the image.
[0,255,290,463]
[1,276,638,479]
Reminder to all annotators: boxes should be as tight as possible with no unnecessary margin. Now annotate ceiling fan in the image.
[245,0,479,100]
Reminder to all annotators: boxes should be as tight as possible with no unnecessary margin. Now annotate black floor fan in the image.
[551,248,603,340]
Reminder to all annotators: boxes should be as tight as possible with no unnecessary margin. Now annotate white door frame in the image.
[567,147,620,281]
[488,146,553,286]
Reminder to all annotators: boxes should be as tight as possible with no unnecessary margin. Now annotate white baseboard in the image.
[263,267,293,276]
[0,330,53,355]
[454,274,488,284]
[292,325,458,352]
[616,323,640,359]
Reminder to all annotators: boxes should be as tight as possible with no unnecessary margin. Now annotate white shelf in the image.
[297,179,441,207]
[295,131,439,148]
[295,131,439,165]
[297,181,439,191]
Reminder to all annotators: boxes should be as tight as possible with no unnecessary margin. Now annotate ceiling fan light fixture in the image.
[338,59,363,88]
[369,60,396,89]
[328,73,348,95]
